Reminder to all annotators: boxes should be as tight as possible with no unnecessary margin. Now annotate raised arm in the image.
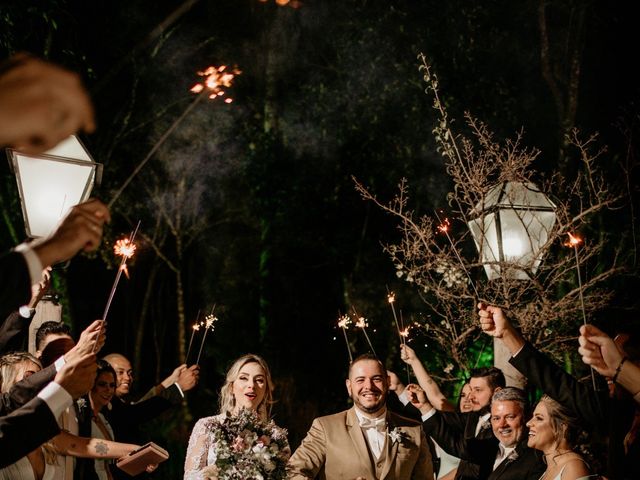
[401,344,455,412]
[477,303,607,429]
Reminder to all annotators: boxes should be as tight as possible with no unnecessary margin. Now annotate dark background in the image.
[1,1,639,477]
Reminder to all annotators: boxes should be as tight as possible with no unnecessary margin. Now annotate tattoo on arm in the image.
[95,441,109,456]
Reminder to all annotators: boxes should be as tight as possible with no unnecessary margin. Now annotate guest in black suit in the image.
[103,353,198,478]
[408,383,544,480]
[411,366,506,480]
[479,303,636,479]
[485,388,544,480]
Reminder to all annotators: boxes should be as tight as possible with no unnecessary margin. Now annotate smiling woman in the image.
[526,396,593,480]
[184,354,290,479]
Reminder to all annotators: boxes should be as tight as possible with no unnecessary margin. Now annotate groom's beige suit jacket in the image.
[288,407,433,480]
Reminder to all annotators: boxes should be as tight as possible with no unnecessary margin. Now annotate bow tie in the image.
[359,416,386,431]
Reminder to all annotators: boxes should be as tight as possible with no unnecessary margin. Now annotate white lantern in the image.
[7,135,102,238]
[467,181,556,280]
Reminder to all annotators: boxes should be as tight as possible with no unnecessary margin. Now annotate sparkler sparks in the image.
[114,238,137,278]
[196,306,218,365]
[186,310,202,365]
[108,64,241,209]
[94,222,141,352]
[190,65,241,101]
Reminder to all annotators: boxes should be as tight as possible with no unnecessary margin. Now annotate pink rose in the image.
[232,436,246,452]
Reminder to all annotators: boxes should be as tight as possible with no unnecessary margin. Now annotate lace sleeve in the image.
[184,417,213,480]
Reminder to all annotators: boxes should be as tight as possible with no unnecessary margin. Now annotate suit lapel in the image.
[380,413,397,480]
[346,408,376,479]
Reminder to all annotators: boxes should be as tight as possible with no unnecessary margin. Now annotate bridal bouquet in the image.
[202,408,290,480]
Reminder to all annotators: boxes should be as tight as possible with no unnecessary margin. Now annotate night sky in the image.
[1,1,639,476]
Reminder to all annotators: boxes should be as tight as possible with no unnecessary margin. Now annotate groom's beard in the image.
[351,389,387,415]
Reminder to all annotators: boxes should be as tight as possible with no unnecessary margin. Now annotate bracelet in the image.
[612,356,628,384]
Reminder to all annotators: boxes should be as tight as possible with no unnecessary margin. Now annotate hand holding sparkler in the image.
[32,198,110,268]
[65,320,106,363]
[477,303,526,354]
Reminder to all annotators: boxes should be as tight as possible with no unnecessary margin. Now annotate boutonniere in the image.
[505,450,519,463]
[387,427,405,444]
[76,398,87,411]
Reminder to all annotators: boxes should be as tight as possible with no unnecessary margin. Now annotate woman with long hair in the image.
[184,354,289,479]
[526,395,593,480]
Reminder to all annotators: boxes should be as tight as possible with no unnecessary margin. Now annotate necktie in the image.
[359,416,386,431]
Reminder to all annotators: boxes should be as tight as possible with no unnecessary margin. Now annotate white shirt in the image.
[493,443,516,470]
[354,408,386,459]
[474,413,491,436]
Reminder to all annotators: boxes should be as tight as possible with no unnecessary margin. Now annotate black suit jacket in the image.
[0,309,32,354]
[423,409,498,480]
[0,252,31,322]
[0,396,61,468]
[510,342,639,479]
[0,363,57,416]
[104,385,182,479]
[487,439,545,480]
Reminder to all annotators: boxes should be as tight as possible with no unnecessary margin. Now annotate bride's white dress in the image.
[184,414,225,480]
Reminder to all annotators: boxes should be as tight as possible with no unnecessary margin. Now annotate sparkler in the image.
[185,309,202,364]
[337,313,353,363]
[564,232,597,389]
[108,65,241,209]
[434,209,480,298]
[195,305,218,365]
[94,221,140,352]
[353,308,377,357]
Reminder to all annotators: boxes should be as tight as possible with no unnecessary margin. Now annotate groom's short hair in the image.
[348,353,384,377]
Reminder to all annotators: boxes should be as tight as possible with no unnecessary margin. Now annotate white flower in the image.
[387,427,403,444]
[443,363,454,374]
[506,450,519,462]
[76,398,87,410]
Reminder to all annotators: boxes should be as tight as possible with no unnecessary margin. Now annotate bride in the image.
[184,354,290,479]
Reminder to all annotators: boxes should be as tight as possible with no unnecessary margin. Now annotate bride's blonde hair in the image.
[218,354,274,420]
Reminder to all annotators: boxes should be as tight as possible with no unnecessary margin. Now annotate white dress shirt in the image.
[354,408,387,459]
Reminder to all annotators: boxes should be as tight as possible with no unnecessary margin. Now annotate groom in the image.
[289,353,433,479]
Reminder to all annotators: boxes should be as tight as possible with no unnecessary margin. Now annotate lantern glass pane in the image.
[468,213,501,280]
[14,154,95,238]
